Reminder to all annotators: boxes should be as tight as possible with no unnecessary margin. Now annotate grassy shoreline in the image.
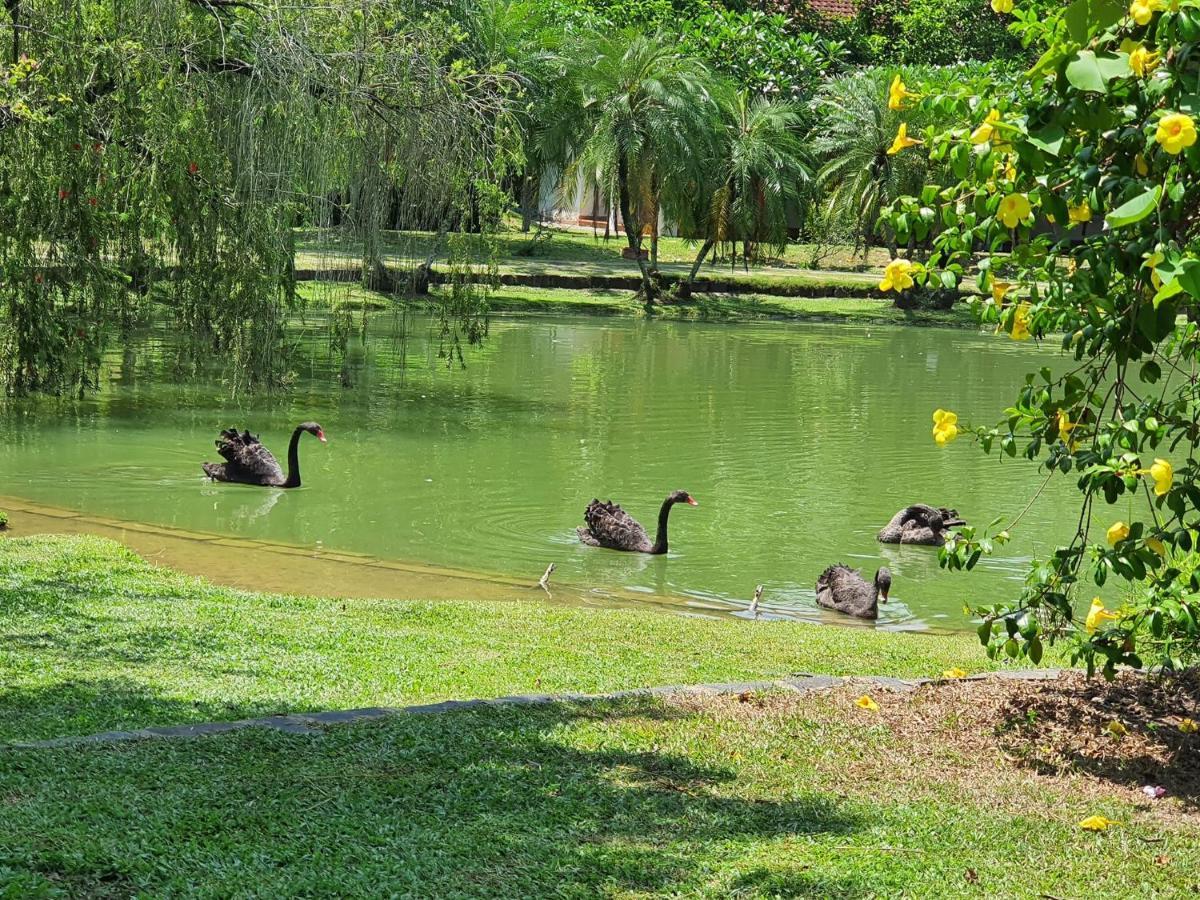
[298,281,980,328]
[0,534,996,743]
[4,534,1197,898]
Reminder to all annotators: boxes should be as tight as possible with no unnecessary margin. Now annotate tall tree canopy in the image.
[0,0,511,394]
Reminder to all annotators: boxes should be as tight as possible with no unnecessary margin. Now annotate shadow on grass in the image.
[0,698,881,897]
[0,678,299,743]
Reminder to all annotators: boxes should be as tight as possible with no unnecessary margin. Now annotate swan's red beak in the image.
[317,429,327,443]
[687,496,699,506]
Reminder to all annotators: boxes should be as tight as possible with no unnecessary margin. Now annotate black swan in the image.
[815,565,892,620]
[576,490,698,554]
[202,422,326,488]
[877,504,965,546]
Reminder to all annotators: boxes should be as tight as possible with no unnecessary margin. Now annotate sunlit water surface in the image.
[0,313,1081,630]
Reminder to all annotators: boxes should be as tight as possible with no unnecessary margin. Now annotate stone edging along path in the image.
[8,670,1063,751]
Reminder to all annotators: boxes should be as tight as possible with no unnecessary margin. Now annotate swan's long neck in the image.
[650,497,676,554]
[282,427,304,488]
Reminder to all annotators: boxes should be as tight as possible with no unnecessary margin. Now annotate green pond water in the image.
[0,312,1079,630]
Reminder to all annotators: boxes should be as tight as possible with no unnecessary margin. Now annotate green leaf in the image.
[977,620,991,646]
[1064,0,1126,44]
[1174,258,1200,300]
[1027,124,1065,157]
[1065,51,1129,94]
[1105,186,1161,229]
[1028,637,1044,665]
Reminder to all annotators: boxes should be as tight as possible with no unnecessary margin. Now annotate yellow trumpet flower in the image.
[1125,42,1161,77]
[887,122,923,155]
[1130,0,1165,26]
[1106,521,1130,546]
[1009,301,1032,341]
[998,193,1032,229]
[879,258,916,292]
[1156,113,1197,155]
[1085,597,1119,633]
[855,695,880,711]
[1079,815,1119,831]
[1068,201,1092,225]
[1150,458,1173,496]
[888,75,919,111]
[970,109,1002,145]
[991,280,1011,307]
[932,409,959,446]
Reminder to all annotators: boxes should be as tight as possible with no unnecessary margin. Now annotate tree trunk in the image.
[617,153,656,300]
[519,173,536,233]
[649,186,659,271]
[687,238,715,285]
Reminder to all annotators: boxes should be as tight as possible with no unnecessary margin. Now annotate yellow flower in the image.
[1057,409,1079,450]
[942,667,969,679]
[1079,815,1119,831]
[1156,113,1197,155]
[1004,161,1017,182]
[1125,42,1161,77]
[1150,458,1173,496]
[991,280,1011,307]
[887,122,923,155]
[879,258,916,292]
[998,193,1032,229]
[1068,201,1092,225]
[1085,597,1119,633]
[1107,720,1128,738]
[1135,153,1149,176]
[1106,521,1130,546]
[888,74,918,111]
[1146,537,1166,557]
[1144,251,1164,289]
[970,109,1002,145]
[1130,0,1165,25]
[1180,717,1198,734]
[932,409,959,446]
[1009,301,1032,341]
[991,0,1014,12]
[855,695,880,711]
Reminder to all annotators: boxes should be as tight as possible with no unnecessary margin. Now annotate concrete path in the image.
[8,669,1063,750]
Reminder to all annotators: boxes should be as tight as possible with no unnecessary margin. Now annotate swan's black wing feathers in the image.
[212,427,284,485]
[580,499,652,551]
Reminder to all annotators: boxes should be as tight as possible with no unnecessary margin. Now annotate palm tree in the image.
[678,92,811,296]
[451,0,563,231]
[543,29,719,300]
[810,70,928,261]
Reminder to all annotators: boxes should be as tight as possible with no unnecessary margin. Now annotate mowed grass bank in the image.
[0,679,1195,897]
[0,534,996,743]
[297,281,979,328]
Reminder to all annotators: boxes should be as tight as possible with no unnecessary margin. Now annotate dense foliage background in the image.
[0,0,1023,395]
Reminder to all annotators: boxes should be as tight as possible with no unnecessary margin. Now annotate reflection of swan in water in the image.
[229,489,284,525]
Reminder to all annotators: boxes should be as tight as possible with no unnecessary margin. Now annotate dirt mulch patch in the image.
[671,670,1200,818]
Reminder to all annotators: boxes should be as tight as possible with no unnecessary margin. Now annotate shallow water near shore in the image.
[0,311,1078,630]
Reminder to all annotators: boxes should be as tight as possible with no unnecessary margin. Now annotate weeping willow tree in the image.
[0,0,514,395]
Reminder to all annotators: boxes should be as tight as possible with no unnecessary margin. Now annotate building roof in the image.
[806,0,858,18]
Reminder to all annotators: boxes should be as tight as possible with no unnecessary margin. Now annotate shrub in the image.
[881,0,1200,676]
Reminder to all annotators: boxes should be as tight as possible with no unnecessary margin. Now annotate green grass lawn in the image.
[3,535,1193,897]
[291,226,954,301]
[295,281,980,328]
[0,534,997,743]
[294,225,896,271]
[1,683,1193,897]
